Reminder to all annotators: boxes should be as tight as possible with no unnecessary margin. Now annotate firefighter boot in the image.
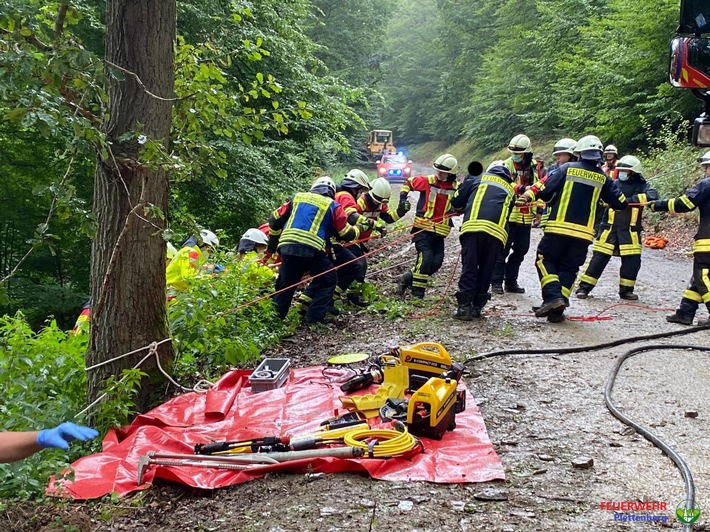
[453,292,474,321]
[576,282,593,299]
[547,307,565,323]
[534,298,566,318]
[397,271,413,295]
[666,299,696,325]
[473,293,491,318]
[619,287,638,300]
[411,287,426,300]
[505,282,525,294]
[491,282,504,295]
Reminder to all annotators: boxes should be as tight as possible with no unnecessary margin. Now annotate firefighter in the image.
[166,229,219,292]
[649,151,710,325]
[602,145,620,179]
[451,161,513,320]
[518,135,627,322]
[577,155,658,300]
[237,228,269,259]
[346,177,400,277]
[397,153,459,299]
[267,176,366,324]
[329,169,372,306]
[491,134,545,294]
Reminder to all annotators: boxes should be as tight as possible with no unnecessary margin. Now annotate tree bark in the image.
[87,0,176,410]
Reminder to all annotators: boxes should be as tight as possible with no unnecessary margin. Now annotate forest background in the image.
[0,0,706,497]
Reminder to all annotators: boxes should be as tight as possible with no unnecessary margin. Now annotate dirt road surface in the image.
[6,182,710,531]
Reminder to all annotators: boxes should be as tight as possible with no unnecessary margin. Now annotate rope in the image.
[409,251,461,320]
[76,339,214,419]
[211,214,460,320]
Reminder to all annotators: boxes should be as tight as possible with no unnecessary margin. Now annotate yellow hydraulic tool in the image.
[397,342,453,390]
[339,356,408,418]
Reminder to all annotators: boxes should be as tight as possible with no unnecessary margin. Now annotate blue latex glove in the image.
[213,264,225,274]
[37,422,99,450]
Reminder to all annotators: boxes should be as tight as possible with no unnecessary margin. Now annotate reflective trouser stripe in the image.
[619,277,636,287]
[579,273,598,286]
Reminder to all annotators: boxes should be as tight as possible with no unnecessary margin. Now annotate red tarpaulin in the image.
[48,367,504,499]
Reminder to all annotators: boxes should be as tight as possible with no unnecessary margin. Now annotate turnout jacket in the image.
[523,160,627,242]
[268,189,361,255]
[504,156,545,225]
[334,190,399,240]
[652,176,710,254]
[400,175,458,237]
[451,166,515,246]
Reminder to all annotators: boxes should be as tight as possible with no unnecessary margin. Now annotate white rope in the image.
[76,338,215,419]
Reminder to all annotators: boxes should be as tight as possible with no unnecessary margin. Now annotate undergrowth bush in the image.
[169,252,288,381]
[643,118,700,198]
[0,314,89,498]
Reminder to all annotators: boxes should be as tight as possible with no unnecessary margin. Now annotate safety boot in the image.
[534,298,566,318]
[504,282,525,294]
[453,292,474,321]
[666,311,694,325]
[397,271,413,295]
[347,293,369,307]
[491,283,504,295]
[575,288,589,299]
[697,318,710,326]
[619,288,638,301]
[547,308,565,323]
[411,287,426,300]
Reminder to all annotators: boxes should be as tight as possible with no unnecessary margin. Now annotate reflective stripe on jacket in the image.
[401,175,458,237]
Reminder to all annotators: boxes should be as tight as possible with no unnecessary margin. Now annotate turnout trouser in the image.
[332,244,366,291]
[492,222,531,286]
[273,252,336,323]
[675,253,710,319]
[459,232,503,304]
[535,234,590,303]
[411,231,445,296]
[578,228,642,294]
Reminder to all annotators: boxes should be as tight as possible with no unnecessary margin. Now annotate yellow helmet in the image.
[369,178,391,203]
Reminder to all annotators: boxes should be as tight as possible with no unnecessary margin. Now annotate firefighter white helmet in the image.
[507,134,531,154]
[486,160,506,172]
[697,151,710,166]
[552,138,577,156]
[241,228,269,246]
[433,153,459,174]
[604,144,618,155]
[344,169,370,188]
[369,178,391,203]
[199,229,219,248]
[574,135,604,160]
[311,176,336,194]
[616,155,643,175]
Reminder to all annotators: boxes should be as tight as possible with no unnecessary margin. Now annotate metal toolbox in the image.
[248,358,291,393]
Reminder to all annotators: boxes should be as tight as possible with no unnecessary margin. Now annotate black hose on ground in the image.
[464,322,710,363]
[463,325,710,530]
[605,344,710,532]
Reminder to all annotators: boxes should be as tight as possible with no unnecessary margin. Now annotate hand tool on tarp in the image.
[137,447,364,485]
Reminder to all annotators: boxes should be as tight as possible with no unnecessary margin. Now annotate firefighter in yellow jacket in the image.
[165,229,219,292]
[518,135,627,322]
[397,154,459,299]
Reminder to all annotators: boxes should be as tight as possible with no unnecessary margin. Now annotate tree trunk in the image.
[87,0,176,411]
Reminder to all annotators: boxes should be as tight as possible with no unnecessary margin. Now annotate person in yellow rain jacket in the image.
[166,229,219,292]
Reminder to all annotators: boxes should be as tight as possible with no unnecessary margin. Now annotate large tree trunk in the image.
[87,1,176,410]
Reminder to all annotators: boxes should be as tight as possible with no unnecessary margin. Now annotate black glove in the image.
[397,196,411,217]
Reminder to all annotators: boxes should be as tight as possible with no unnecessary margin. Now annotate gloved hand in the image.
[213,264,225,274]
[357,219,375,233]
[647,200,660,212]
[37,422,99,450]
[397,198,411,217]
[515,194,532,207]
[532,213,542,228]
[373,219,387,236]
